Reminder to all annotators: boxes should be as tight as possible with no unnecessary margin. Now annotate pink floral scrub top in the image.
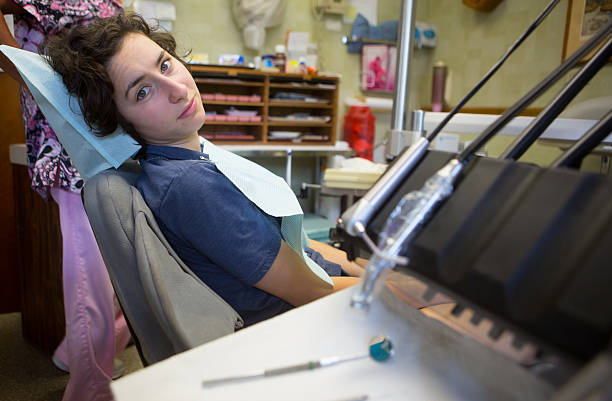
[13,0,122,199]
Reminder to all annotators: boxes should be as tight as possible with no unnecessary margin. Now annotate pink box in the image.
[237,95,250,102]
[226,95,238,102]
[206,114,216,121]
[215,115,227,121]
[225,115,238,122]
[249,116,262,122]
[201,93,214,101]
[238,116,250,122]
[214,93,227,101]
[249,95,262,102]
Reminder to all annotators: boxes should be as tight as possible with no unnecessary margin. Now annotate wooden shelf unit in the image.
[191,65,339,145]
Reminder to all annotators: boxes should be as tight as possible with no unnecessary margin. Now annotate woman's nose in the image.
[164,77,188,103]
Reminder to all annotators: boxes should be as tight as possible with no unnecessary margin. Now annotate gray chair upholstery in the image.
[83,161,243,365]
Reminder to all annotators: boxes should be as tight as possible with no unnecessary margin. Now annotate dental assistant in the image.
[0,2,130,401]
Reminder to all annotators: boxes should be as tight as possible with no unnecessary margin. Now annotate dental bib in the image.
[0,45,141,181]
[200,137,332,286]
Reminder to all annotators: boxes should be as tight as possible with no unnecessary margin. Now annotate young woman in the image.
[45,13,363,326]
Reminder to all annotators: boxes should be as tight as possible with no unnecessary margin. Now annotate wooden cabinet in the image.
[0,73,25,314]
[13,162,65,354]
[190,65,339,145]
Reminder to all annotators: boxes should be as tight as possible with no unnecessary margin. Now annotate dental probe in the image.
[201,335,393,388]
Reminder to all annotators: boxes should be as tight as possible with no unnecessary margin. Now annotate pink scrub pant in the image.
[50,187,131,401]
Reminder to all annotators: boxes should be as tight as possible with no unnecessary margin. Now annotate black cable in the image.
[456,19,612,163]
[551,108,612,169]
[426,0,561,142]
[501,35,612,160]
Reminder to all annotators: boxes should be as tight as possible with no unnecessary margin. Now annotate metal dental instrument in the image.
[201,335,393,388]
[340,0,563,239]
[350,18,612,311]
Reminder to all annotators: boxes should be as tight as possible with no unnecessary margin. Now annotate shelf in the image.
[202,101,264,107]
[269,83,336,90]
[195,78,264,87]
[269,102,332,108]
[268,121,333,127]
[190,66,339,146]
[203,121,264,126]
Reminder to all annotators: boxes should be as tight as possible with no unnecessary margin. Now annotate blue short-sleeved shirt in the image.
[136,145,342,325]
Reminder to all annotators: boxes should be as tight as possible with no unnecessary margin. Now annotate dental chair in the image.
[82,160,244,366]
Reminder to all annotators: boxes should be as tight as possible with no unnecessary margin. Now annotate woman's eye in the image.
[161,59,170,73]
[136,87,150,101]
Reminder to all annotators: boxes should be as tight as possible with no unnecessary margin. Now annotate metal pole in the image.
[390,0,416,132]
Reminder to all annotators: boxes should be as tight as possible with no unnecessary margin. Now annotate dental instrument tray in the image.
[337,149,612,363]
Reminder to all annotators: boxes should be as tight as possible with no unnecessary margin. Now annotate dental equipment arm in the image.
[350,20,612,311]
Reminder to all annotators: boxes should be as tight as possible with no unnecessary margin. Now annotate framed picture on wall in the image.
[562,0,612,61]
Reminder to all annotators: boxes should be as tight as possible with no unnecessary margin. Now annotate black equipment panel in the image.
[351,150,612,361]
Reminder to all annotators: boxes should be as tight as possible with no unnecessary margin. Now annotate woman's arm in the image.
[0,1,27,87]
[254,240,359,307]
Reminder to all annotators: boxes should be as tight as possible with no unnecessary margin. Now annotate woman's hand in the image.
[0,1,28,88]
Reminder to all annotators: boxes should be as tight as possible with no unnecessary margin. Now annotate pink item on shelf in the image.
[238,116,251,122]
[206,114,215,121]
[238,95,250,102]
[226,95,239,102]
[249,116,262,122]
[201,93,214,101]
[215,115,227,121]
[249,95,261,102]
[214,93,227,101]
[226,115,238,121]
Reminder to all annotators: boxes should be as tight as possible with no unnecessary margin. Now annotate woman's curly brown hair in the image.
[44,13,185,145]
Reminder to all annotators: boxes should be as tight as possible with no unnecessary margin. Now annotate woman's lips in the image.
[178,97,196,119]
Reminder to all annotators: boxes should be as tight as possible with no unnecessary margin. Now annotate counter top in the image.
[111,287,553,401]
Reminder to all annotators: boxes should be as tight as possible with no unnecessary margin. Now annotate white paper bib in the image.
[200,138,333,286]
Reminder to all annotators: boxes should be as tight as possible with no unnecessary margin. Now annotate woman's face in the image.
[107,33,205,147]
